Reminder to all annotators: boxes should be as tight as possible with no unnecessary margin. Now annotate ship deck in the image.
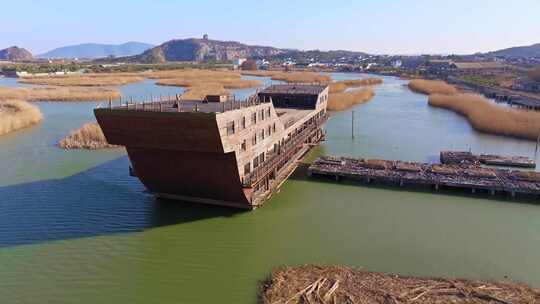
[275,108,314,130]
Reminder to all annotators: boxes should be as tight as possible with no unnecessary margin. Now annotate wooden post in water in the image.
[535,129,540,161]
[351,110,355,139]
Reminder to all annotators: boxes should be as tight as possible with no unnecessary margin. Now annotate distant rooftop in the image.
[260,84,328,96]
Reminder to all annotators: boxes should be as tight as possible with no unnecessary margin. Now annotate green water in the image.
[0,74,539,304]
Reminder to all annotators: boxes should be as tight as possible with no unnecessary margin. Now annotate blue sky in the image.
[2,0,540,55]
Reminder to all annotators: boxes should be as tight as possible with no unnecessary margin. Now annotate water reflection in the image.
[0,156,241,248]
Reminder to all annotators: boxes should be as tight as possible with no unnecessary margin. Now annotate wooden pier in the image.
[308,156,540,197]
[440,151,536,168]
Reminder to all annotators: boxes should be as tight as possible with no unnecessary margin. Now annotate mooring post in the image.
[351,110,355,139]
[535,129,540,161]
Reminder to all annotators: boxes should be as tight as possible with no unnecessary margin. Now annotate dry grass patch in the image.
[261,265,540,304]
[241,70,332,83]
[429,93,540,140]
[270,71,332,83]
[408,79,458,95]
[59,122,118,149]
[156,78,262,89]
[150,69,262,99]
[329,78,383,93]
[0,86,120,101]
[19,74,144,86]
[147,69,241,80]
[529,65,540,82]
[180,84,231,100]
[240,70,277,77]
[328,88,375,111]
[0,100,43,136]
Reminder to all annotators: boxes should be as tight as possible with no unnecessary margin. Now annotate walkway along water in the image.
[309,156,540,198]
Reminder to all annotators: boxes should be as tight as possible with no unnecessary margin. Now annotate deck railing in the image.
[242,113,327,190]
[101,91,272,113]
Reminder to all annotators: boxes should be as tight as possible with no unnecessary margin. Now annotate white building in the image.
[391,59,402,68]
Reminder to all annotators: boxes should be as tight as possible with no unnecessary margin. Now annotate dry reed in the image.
[156,78,262,89]
[150,69,262,99]
[240,70,279,77]
[329,78,383,93]
[147,69,241,80]
[19,74,144,86]
[429,93,540,140]
[529,66,540,82]
[180,84,231,100]
[327,88,375,111]
[261,265,540,304]
[270,71,332,83]
[0,100,43,136]
[59,122,118,149]
[408,79,458,95]
[0,86,120,101]
[241,70,332,83]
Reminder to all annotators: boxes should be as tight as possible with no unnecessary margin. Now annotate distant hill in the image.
[38,42,154,59]
[129,38,284,63]
[0,46,33,61]
[112,37,371,64]
[485,43,540,58]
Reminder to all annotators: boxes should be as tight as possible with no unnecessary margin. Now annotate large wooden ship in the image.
[94,84,329,209]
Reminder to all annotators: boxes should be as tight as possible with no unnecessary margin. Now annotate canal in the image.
[0,74,539,303]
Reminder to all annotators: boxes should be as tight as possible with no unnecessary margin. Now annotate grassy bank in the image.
[0,86,121,101]
[240,70,332,83]
[271,72,332,83]
[329,78,383,93]
[156,78,262,90]
[408,79,458,95]
[19,74,144,86]
[429,93,540,140]
[261,265,539,304]
[59,122,118,149]
[150,69,262,99]
[328,88,375,111]
[0,100,43,136]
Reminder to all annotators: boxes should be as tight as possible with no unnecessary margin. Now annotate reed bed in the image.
[327,88,375,111]
[240,70,277,77]
[156,78,262,89]
[270,72,332,83]
[408,79,458,95]
[147,69,241,80]
[529,66,540,82]
[150,69,262,99]
[59,122,118,149]
[261,265,539,304]
[0,86,121,101]
[241,70,332,83]
[329,78,383,93]
[0,100,43,136]
[19,74,144,86]
[180,84,231,100]
[429,93,540,140]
